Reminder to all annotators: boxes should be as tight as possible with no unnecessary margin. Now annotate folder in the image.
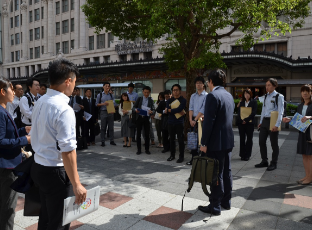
[240,107,252,122]
[106,100,115,113]
[137,109,148,116]
[170,99,185,119]
[198,118,203,145]
[123,101,132,111]
[270,111,281,131]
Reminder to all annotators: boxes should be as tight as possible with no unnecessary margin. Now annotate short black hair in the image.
[40,83,47,89]
[143,86,151,92]
[194,76,205,85]
[13,83,22,90]
[26,78,40,91]
[74,87,79,91]
[267,78,278,87]
[128,83,135,88]
[171,84,181,91]
[164,90,171,95]
[103,82,110,87]
[85,88,92,93]
[158,92,165,100]
[48,58,79,85]
[207,69,226,87]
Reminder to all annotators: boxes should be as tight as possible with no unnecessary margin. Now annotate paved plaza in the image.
[14,124,312,230]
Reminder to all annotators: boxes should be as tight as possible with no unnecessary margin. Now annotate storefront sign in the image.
[115,41,153,55]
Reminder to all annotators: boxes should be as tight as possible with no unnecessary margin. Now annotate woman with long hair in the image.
[119,93,133,147]
[284,84,312,185]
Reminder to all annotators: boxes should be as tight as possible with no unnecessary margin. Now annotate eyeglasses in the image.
[172,89,180,92]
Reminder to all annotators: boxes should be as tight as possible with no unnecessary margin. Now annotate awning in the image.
[226,79,312,87]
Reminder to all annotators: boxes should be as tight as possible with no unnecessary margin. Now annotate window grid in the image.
[15,15,19,27]
[10,18,14,28]
[35,47,40,59]
[97,34,105,49]
[15,51,20,61]
[62,0,69,13]
[29,11,33,22]
[62,41,69,54]
[56,2,60,15]
[89,36,94,50]
[56,22,60,35]
[29,29,33,41]
[11,35,14,46]
[35,27,40,40]
[71,40,74,50]
[62,20,69,34]
[35,9,40,21]
[56,42,60,54]
[71,0,74,10]
[71,18,74,32]
[30,48,33,59]
[15,33,20,44]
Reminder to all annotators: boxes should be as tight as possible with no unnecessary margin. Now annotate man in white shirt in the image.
[6,84,23,126]
[30,58,87,230]
[19,78,40,127]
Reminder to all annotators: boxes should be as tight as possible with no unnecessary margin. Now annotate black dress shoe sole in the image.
[167,158,175,161]
[198,206,220,216]
[221,205,231,210]
[266,166,277,171]
[255,163,268,168]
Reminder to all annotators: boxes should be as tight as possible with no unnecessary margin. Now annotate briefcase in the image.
[94,122,100,136]
[187,128,198,150]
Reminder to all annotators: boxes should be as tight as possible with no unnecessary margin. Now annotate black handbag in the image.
[94,122,100,136]
[24,185,41,216]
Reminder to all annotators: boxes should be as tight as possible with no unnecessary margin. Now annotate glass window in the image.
[56,42,60,54]
[71,40,74,50]
[21,14,22,25]
[56,2,60,15]
[232,46,242,52]
[62,0,69,13]
[15,51,20,61]
[56,22,60,35]
[11,52,14,62]
[15,33,20,44]
[35,27,40,40]
[277,42,287,56]
[41,26,44,38]
[144,52,152,60]
[89,36,94,50]
[35,0,39,3]
[29,0,32,5]
[254,44,263,52]
[11,35,14,46]
[104,55,110,63]
[35,9,40,21]
[97,34,105,49]
[265,43,275,52]
[70,0,74,10]
[29,11,33,22]
[70,18,74,32]
[35,47,40,58]
[165,79,186,91]
[10,18,14,28]
[15,0,19,11]
[10,2,13,12]
[15,15,19,27]
[41,7,44,19]
[30,48,33,59]
[29,29,33,41]
[62,41,69,54]
[108,33,114,47]
[42,46,44,54]
[62,20,69,34]
[21,32,22,43]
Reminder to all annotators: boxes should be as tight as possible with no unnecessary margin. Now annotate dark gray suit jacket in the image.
[132,96,155,120]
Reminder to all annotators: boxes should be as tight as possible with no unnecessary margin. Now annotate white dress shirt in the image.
[31,89,77,167]
[19,92,37,125]
[6,96,20,119]
[260,90,284,127]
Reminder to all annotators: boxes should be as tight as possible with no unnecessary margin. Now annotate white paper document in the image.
[62,186,100,226]
[73,103,81,112]
[83,111,92,121]
[141,106,151,116]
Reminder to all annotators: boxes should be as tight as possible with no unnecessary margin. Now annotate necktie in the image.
[88,99,92,112]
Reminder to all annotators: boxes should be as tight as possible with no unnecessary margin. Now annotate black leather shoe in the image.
[136,151,142,155]
[255,161,268,168]
[267,162,277,171]
[242,157,250,161]
[101,142,105,147]
[176,158,184,163]
[145,151,151,155]
[186,160,192,165]
[221,205,231,210]
[162,149,170,153]
[167,157,175,161]
[198,206,220,216]
[110,141,116,146]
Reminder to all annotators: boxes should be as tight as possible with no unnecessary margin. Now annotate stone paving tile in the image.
[242,199,282,216]
[99,192,133,210]
[136,189,176,206]
[128,220,172,230]
[275,217,312,230]
[163,195,207,214]
[248,187,285,203]
[14,210,39,228]
[77,206,111,223]
[284,193,312,209]
[279,203,312,224]
[144,206,193,230]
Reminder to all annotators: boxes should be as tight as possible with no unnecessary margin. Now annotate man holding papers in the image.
[82,89,98,146]
[30,59,87,230]
[133,86,155,155]
[255,78,285,171]
[165,84,186,163]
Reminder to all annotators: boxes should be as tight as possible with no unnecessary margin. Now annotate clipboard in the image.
[106,100,115,114]
[123,101,132,111]
[240,107,252,122]
[270,111,281,131]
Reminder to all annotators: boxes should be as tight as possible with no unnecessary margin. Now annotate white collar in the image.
[47,88,70,103]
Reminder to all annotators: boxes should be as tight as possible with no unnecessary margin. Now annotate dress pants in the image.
[162,128,170,151]
[155,119,163,144]
[31,163,74,230]
[83,117,95,143]
[0,169,18,230]
[238,124,254,158]
[205,150,232,213]
[136,116,150,152]
[168,123,185,159]
[75,112,82,137]
[100,110,114,142]
[259,118,279,163]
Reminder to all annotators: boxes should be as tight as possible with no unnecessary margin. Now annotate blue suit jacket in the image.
[201,87,235,152]
[0,106,28,169]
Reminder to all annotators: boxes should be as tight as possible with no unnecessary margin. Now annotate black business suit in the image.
[237,99,257,159]
[82,97,98,143]
[69,95,83,137]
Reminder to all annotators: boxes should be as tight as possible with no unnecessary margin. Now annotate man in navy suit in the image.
[198,69,235,216]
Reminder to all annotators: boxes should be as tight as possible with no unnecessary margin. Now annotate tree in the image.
[82,0,310,125]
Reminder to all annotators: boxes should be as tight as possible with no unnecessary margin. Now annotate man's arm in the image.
[19,97,32,120]
[275,95,284,127]
[95,93,101,107]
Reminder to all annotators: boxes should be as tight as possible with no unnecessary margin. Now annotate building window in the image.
[29,29,33,41]
[254,44,263,52]
[42,46,44,54]
[132,53,139,61]
[56,42,60,54]
[71,40,74,50]
[15,51,20,61]
[165,79,186,91]
[108,33,114,48]
[97,34,105,49]
[15,33,20,44]
[11,52,14,62]
[62,41,69,54]
[89,36,94,50]
[35,47,40,58]
[265,43,275,52]
[35,0,39,3]
[62,0,69,13]
[41,7,44,19]
[62,20,69,34]
[21,14,22,25]
[11,35,14,46]
[30,48,33,59]
[35,27,40,40]
[88,23,93,28]
[29,11,33,22]
[35,9,40,21]
[93,57,100,63]
[29,0,32,5]
[144,52,152,60]
[119,54,127,62]
[41,26,44,38]
[56,22,60,35]
[70,0,74,10]
[70,18,74,32]
[10,18,14,28]
[56,2,60,15]
[15,15,19,27]
[10,2,13,12]
[21,32,22,43]
[277,42,287,56]
[15,0,19,11]
[104,55,110,63]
